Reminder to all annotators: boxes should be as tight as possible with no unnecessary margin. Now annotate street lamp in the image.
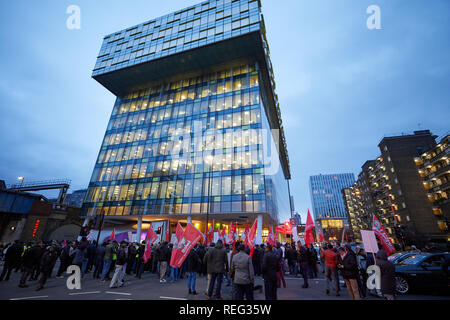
[17,176,24,186]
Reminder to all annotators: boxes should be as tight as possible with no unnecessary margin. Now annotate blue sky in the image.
[0,0,449,223]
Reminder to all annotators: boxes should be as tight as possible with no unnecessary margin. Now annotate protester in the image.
[157,241,170,283]
[230,244,254,300]
[18,243,42,288]
[204,240,228,300]
[100,240,114,282]
[56,241,73,278]
[286,243,297,276]
[376,249,396,300]
[262,244,279,300]
[275,242,286,288]
[36,246,58,291]
[322,243,339,296]
[337,245,361,300]
[356,247,368,298]
[93,242,106,279]
[0,240,22,282]
[135,241,146,279]
[110,241,128,289]
[297,243,310,288]
[186,244,201,295]
[308,244,318,278]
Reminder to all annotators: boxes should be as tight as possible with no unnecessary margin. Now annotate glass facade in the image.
[83,0,291,225]
[93,0,261,77]
[309,173,356,224]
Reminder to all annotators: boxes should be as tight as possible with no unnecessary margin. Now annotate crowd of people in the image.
[1,237,439,300]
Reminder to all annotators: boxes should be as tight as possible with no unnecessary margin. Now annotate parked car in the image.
[395,253,450,295]
[388,252,418,264]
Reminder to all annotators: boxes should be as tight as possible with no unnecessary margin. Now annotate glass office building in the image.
[309,174,355,240]
[82,0,291,235]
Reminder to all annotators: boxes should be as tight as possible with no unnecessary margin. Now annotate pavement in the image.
[0,263,448,300]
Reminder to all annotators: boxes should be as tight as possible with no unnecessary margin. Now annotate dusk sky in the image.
[0,0,449,223]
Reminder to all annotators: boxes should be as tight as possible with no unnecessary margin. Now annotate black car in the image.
[395,253,450,295]
[388,252,419,264]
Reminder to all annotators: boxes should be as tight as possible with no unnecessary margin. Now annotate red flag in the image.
[267,225,276,246]
[274,227,279,244]
[109,228,116,241]
[220,226,226,241]
[248,219,257,259]
[243,221,250,246]
[372,216,396,256]
[165,221,170,242]
[143,226,159,263]
[207,220,214,244]
[170,223,185,267]
[174,223,204,268]
[305,210,315,247]
[317,224,325,242]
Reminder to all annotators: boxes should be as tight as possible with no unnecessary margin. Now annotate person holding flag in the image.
[136,226,158,279]
[170,223,184,283]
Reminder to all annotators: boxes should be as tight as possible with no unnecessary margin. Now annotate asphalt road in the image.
[0,263,448,300]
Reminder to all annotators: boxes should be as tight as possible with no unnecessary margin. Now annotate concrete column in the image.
[136,216,142,244]
[256,214,263,245]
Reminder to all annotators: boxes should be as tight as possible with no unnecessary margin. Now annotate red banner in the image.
[372,216,396,256]
[173,223,204,268]
[170,223,184,267]
[109,228,116,240]
[305,210,315,247]
[248,219,257,259]
[267,225,276,246]
[143,227,159,263]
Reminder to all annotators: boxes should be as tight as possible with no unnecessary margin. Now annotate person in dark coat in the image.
[286,244,298,275]
[36,246,59,291]
[252,245,262,276]
[30,242,46,281]
[262,244,280,300]
[308,244,318,278]
[197,245,206,276]
[56,241,73,278]
[86,241,97,273]
[126,243,137,275]
[297,244,310,288]
[376,249,396,300]
[157,242,170,282]
[93,242,106,279]
[204,240,228,300]
[186,244,201,295]
[337,246,360,300]
[0,240,23,281]
[135,241,146,279]
[18,243,40,288]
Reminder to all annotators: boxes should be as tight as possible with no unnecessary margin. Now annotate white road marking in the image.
[115,298,133,300]
[10,296,49,301]
[69,291,101,296]
[160,296,188,300]
[105,291,132,296]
